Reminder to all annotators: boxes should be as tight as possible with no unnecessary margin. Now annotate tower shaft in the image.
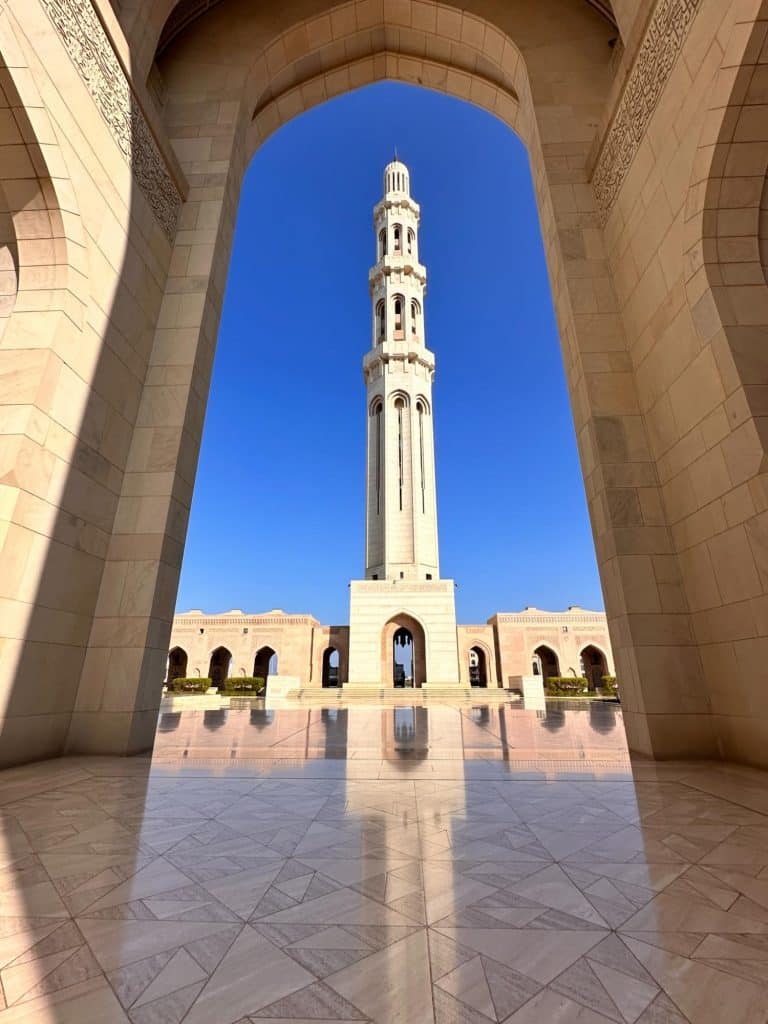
[364,161,440,581]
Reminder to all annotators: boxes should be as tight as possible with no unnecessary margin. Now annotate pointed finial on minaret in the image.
[394,145,398,162]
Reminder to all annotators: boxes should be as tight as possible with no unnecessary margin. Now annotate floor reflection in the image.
[4,701,767,1023]
[153,699,628,770]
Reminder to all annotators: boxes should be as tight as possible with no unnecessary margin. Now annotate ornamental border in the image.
[593,0,702,221]
[40,0,182,240]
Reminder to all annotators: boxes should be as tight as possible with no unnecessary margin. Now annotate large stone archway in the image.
[1,0,767,767]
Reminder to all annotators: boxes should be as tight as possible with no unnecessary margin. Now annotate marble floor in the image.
[1,701,768,1023]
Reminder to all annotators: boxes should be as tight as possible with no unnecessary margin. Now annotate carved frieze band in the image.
[593,0,701,220]
[40,0,181,239]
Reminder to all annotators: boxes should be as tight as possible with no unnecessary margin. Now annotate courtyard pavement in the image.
[1,700,768,1022]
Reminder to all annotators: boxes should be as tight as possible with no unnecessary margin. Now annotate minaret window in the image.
[407,228,415,256]
[378,228,387,258]
[417,400,426,513]
[393,296,404,338]
[371,399,383,515]
[411,299,420,336]
[395,397,405,511]
[376,299,385,341]
[393,224,402,254]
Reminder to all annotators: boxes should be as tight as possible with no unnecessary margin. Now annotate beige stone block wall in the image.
[0,1,182,765]
[348,579,460,685]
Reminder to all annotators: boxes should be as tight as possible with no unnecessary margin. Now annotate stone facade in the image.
[166,605,615,691]
[1,0,767,766]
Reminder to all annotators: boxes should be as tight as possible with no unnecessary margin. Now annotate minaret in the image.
[346,159,460,691]
[364,159,440,581]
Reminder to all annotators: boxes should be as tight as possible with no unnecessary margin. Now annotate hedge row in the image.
[544,676,589,696]
[544,676,619,697]
[167,676,267,695]
[220,677,265,694]
[168,677,211,693]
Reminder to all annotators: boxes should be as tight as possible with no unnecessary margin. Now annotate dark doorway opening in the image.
[469,646,488,687]
[208,647,231,688]
[581,645,608,691]
[167,646,188,683]
[322,647,340,687]
[253,646,278,687]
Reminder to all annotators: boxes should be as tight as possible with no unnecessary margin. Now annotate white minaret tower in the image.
[364,159,440,581]
[346,159,461,691]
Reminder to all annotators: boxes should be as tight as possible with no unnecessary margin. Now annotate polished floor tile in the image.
[0,700,766,1022]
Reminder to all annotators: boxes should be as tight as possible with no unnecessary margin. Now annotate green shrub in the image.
[544,676,589,696]
[600,675,618,696]
[221,676,265,695]
[168,677,211,694]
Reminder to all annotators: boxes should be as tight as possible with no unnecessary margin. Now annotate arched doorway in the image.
[253,646,278,686]
[167,647,187,683]
[393,627,413,688]
[581,645,608,691]
[469,646,488,688]
[208,647,231,689]
[532,645,559,684]
[381,614,427,688]
[322,648,340,688]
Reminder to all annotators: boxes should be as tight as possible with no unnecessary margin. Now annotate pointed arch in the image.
[381,612,427,688]
[532,645,560,683]
[208,646,231,688]
[167,646,188,682]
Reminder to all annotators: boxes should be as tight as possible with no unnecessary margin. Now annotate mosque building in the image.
[166,161,614,695]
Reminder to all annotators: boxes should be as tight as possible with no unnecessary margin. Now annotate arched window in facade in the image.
[393,224,402,254]
[410,299,420,336]
[393,295,404,338]
[376,299,385,341]
[407,228,415,256]
[378,228,386,258]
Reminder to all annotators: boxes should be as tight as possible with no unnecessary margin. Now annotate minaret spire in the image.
[363,159,440,581]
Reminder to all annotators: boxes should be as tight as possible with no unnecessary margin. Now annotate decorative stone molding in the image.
[593,0,701,220]
[175,615,321,626]
[494,611,608,625]
[40,0,181,239]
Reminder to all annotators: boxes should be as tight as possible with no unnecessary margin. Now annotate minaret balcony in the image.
[368,260,426,287]
[363,342,435,375]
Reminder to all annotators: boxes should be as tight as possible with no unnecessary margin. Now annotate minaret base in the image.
[346,579,461,688]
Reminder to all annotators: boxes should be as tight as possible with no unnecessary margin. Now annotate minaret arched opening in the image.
[381,614,427,689]
[392,295,404,338]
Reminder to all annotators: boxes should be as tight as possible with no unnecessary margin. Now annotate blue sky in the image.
[176,82,604,624]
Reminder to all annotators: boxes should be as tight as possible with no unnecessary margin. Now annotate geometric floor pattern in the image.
[1,701,768,1022]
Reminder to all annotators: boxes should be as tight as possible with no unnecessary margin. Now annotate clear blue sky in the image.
[176,82,604,624]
